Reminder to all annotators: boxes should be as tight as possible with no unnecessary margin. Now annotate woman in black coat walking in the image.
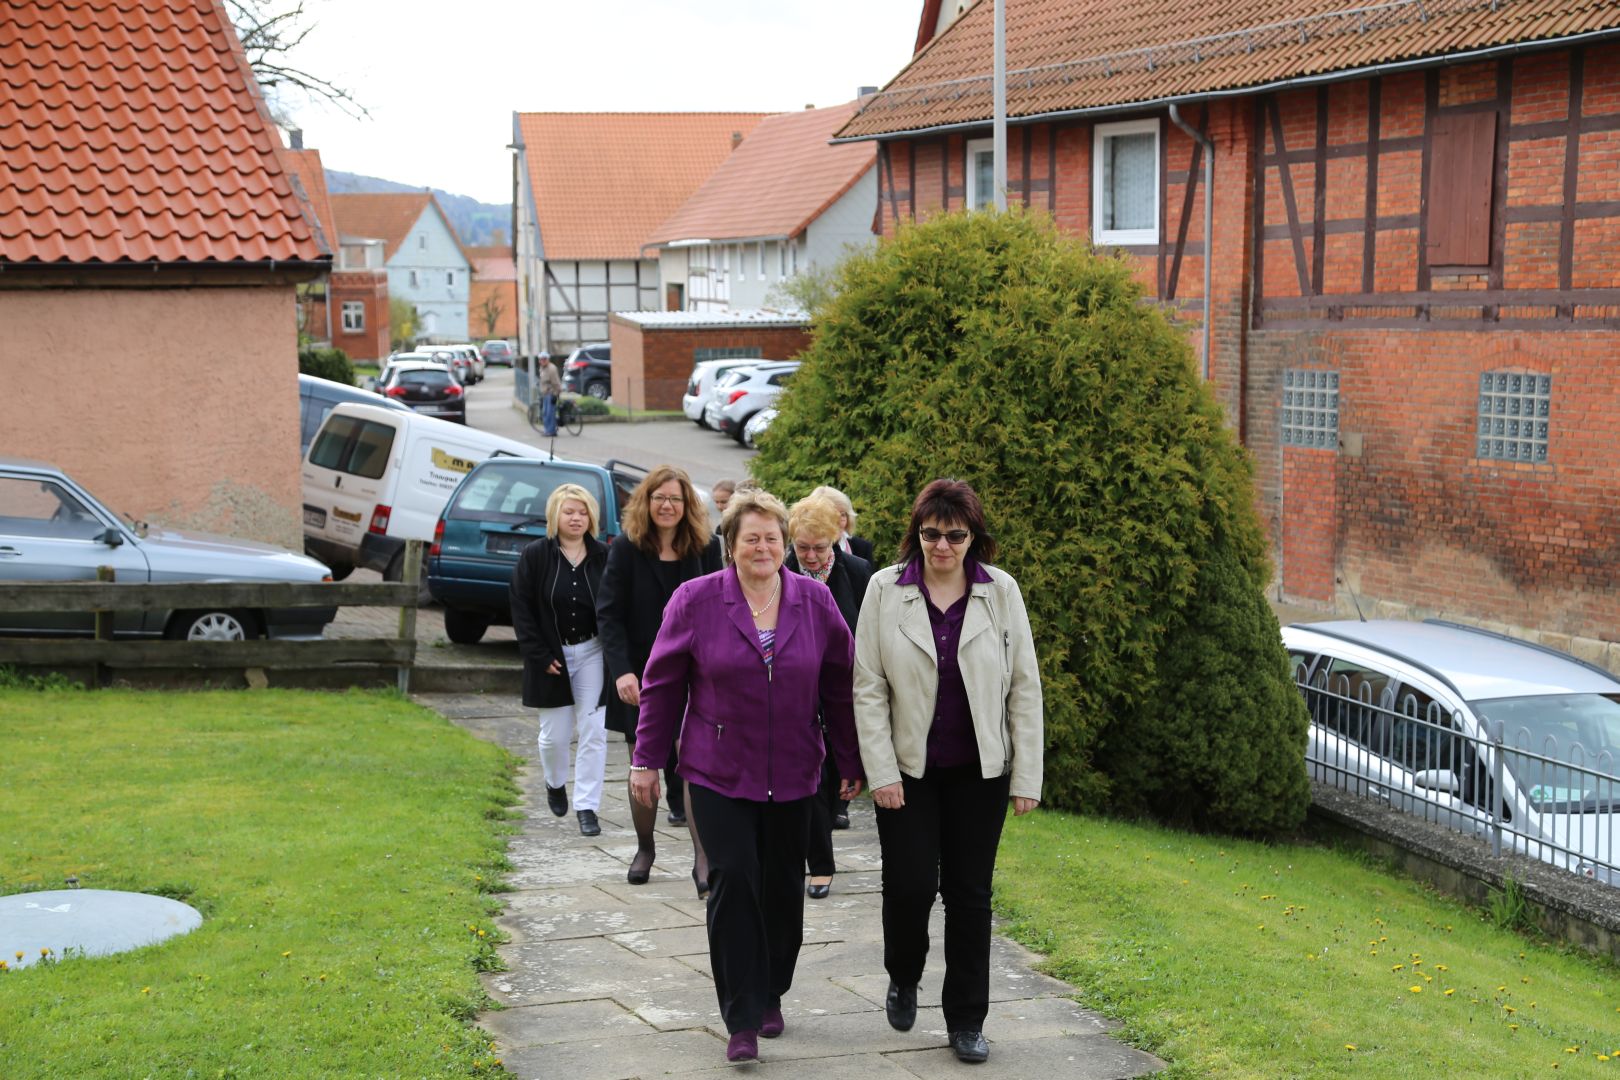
[785,493,873,899]
[510,483,610,837]
[597,464,723,889]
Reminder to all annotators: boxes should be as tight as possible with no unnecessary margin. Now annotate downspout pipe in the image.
[1168,103,1214,381]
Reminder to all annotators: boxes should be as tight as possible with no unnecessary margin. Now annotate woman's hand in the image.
[839,778,864,801]
[546,659,562,675]
[630,769,661,809]
[871,782,904,810]
[615,673,640,706]
[1011,797,1039,817]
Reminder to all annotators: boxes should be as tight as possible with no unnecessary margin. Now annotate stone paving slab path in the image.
[423,692,1165,1079]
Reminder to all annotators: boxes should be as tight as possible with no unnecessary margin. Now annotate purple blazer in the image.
[633,565,864,802]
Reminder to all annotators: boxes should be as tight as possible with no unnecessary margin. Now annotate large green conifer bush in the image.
[752,211,1308,835]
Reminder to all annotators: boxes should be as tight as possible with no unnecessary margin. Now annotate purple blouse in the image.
[898,556,994,769]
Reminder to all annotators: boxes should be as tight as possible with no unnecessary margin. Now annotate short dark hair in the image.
[898,478,997,565]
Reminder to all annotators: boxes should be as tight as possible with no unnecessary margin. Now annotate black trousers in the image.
[805,754,843,877]
[688,782,811,1033]
[875,766,1011,1032]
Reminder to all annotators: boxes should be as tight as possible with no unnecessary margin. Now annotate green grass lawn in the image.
[996,810,1620,1078]
[0,688,517,1077]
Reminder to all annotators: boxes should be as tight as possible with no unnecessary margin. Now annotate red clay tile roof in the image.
[466,244,516,281]
[0,0,325,265]
[516,112,771,261]
[841,0,1620,139]
[281,147,336,254]
[328,192,466,264]
[647,102,876,246]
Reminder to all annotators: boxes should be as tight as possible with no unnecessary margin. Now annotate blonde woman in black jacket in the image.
[510,483,611,837]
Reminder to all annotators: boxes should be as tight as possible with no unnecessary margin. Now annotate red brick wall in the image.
[1282,450,1338,602]
[329,270,389,361]
[607,319,812,410]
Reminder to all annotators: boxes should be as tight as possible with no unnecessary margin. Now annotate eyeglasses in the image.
[919,527,970,545]
[650,494,685,506]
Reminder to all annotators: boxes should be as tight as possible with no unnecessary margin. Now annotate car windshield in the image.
[1473,693,1620,812]
[446,464,607,529]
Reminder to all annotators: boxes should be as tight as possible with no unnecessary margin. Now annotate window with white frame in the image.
[735,243,747,282]
[778,241,787,277]
[341,301,364,332]
[1092,118,1159,245]
[789,240,798,275]
[446,271,454,286]
[965,137,994,211]
[409,269,419,288]
[418,234,426,250]
[757,242,766,279]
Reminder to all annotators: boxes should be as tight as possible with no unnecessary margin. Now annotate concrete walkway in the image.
[425,692,1164,1079]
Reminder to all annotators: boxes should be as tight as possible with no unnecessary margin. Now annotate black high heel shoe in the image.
[627,849,653,885]
[692,867,710,900]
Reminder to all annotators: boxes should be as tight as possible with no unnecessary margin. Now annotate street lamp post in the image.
[993,0,1007,211]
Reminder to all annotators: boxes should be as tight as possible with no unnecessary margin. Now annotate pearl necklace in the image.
[745,576,781,618]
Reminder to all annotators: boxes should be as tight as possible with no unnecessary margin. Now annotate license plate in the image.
[486,533,533,555]
[302,506,327,528]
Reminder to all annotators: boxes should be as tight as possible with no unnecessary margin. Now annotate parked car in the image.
[431,343,485,383]
[0,457,335,640]
[302,402,538,588]
[298,373,411,457]
[561,343,611,399]
[379,361,467,424]
[377,351,464,391]
[711,361,800,443]
[741,406,776,448]
[427,456,647,643]
[683,357,764,428]
[1284,618,1620,886]
[481,339,516,367]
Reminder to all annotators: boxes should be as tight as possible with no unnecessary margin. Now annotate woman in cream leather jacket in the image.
[852,478,1043,1065]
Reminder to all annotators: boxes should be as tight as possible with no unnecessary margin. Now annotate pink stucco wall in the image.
[2,286,304,549]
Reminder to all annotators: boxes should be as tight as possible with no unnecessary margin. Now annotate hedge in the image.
[750,210,1309,836]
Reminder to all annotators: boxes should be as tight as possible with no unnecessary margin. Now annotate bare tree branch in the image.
[225,0,370,120]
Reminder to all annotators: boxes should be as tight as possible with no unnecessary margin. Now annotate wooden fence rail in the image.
[0,541,424,690]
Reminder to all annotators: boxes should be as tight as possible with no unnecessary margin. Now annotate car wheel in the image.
[165,609,258,641]
[326,563,354,582]
[385,550,436,607]
[443,608,489,645]
[585,381,609,401]
[733,414,754,444]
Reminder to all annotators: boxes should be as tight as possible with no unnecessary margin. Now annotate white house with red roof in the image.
[645,100,878,313]
[329,192,471,343]
[510,111,770,357]
[0,0,330,548]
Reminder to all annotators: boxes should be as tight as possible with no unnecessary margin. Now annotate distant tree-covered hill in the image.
[326,169,511,247]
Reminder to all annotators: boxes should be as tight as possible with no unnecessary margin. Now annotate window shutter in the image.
[1426,111,1497,267]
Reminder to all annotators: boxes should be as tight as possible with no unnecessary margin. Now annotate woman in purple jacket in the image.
[632,488,866,1065]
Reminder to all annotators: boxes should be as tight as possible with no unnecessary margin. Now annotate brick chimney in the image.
[730,131,743,151]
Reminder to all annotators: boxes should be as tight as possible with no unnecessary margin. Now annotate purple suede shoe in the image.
[726,1029,759,1062]
[760,1006,785,1038]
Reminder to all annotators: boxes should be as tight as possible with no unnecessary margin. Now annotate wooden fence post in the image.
[94,565,115,688]
[396,540,423,695]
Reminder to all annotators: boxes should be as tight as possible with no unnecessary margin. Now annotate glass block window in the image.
[693,346,757,362]
[1281,369,1339,449]
[1477,371,1551,463]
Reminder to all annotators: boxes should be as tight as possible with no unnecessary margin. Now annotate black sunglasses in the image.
[919,527,971,545]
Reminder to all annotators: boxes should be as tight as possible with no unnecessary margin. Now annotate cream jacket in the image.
[853,562,1044,801]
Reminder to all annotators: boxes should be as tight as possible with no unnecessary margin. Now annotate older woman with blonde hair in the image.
[635,488,865,1063]
[510,483,611,836]
[785,493,873,897]
[809,485,874,564]
[597,465,723,888]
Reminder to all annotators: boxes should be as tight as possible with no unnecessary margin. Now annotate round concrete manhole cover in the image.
[0,889,202,968]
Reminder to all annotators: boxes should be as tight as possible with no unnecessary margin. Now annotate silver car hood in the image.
[137,526,331,581]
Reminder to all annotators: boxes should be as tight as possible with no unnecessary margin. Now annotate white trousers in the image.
[537,636,608,812]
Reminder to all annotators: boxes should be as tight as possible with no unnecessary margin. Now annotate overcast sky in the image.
[275,1,923,204]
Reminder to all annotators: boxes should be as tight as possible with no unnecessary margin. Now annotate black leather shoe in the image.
[546,785,567,817]
[884,981,917,1032]
[806,879,831,899]
[949,1030,989,1063]
[576,810,600,837]
[667,810,687,825]
[831,813,850,830]
[627,849,653,885]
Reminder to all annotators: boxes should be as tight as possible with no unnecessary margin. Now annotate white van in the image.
[301,402,536,581]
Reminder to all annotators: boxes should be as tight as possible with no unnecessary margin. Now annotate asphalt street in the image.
[466,366,757,495]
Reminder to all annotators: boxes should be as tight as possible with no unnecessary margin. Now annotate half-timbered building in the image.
[839,0,1620,663]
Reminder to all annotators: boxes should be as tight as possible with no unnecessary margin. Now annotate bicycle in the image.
[528,392,584,437]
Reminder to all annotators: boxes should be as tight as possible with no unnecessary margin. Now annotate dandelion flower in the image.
[1410,985,1423,993]
[1393,964,1405,971]
[1437,964,1449,972]
[1565,1048,1579,1054]
[141,987,151,994]
[318,974,326,982]
[1498,985,1508,992]
[1445,989,1456,997]
[1505,1006,1518,1015]
[13,952,21,961]
[1510,1024,1519,1031]
[281,950,291,958]
[1345,1044,1358,1051]
[1522,977,1531,984]
[477,929,487,938]
[40,948,50,957]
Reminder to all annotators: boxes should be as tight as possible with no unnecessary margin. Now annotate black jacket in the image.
[845,535,876,566]
[596,533,723,733]
[785,549,872,634]
[510,534,609,710]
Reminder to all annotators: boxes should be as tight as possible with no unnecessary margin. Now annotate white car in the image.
[380,352,464,389]
[712,362,799,443]
[1285,619,1620,886]
[433,344,485,383]
[742,407,776,448]
[683,357,764,427]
